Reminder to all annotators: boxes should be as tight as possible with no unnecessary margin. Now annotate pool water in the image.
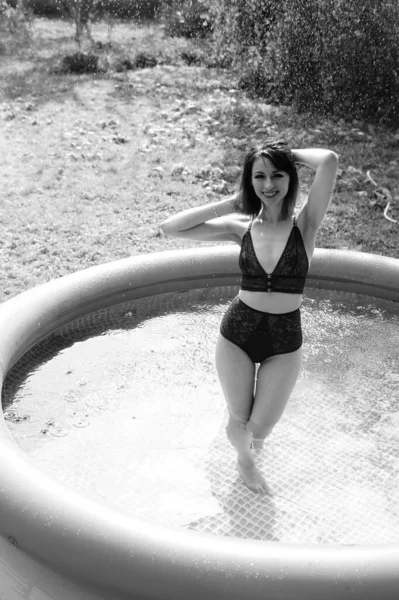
[2,287,399,544]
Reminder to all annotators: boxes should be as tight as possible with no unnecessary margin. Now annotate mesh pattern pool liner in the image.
[2,287,399,547]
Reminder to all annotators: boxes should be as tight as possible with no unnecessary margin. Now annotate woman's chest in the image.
[251,229,293,274]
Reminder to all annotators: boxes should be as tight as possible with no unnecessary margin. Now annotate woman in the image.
[161,140,338,494]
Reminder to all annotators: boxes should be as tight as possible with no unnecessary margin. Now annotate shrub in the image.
[8,0,61,16]
[60,50,100,72]
[320,0,399,124]
[211,0,399,125]
[7,0,163,20]
[94,0,162,20]
[1,0,33,35]
[276,0,399,124]
[161,0,213,39]
[210,0,281,67]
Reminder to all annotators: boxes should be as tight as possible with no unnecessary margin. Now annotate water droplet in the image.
[73,416,90,428]
[65,391,80,403]
[49,424,70,437]
[85,395,107,409]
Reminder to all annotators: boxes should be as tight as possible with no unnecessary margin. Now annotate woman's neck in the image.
[257,206,286,225]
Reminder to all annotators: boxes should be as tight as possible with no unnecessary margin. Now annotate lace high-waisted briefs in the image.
[220,296,302,363]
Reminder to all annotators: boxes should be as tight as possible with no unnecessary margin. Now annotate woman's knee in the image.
[226,414,251,450]
[226,412,249,432]
[246,417,274,440]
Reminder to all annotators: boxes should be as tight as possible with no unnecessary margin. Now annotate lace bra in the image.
[239,218,309,294]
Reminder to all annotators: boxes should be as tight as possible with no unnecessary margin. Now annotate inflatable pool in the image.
[1,246,399,600]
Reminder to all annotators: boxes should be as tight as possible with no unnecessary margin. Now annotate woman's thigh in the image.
[215,333,256,422]
[248,346,303,436]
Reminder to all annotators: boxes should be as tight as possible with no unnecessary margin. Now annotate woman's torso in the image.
[233,213,314,314]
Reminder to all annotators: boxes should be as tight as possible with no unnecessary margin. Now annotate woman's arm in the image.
[293,148,338,231]
[160,195,239,242]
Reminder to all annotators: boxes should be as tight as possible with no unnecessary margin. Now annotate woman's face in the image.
[251,156,290,208]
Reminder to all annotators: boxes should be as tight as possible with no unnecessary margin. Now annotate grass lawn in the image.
[1,16,398,303]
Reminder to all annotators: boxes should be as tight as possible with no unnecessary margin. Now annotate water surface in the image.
[3,287,399,544]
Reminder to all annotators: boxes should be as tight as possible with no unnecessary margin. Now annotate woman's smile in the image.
[251,157,290,206]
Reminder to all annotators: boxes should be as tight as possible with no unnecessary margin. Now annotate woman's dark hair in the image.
[237,140,299,219]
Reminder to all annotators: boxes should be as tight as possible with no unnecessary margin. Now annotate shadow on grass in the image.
[1,58,103,106]
[0,39,186,109]
[0,16,214,107]
[0,23,99,105]
[0,36,143,108]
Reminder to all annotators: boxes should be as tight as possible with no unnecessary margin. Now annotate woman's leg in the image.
[246,346,303,449]
[215,333,270,494]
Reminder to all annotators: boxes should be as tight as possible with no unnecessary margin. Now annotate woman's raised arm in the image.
[293,148,338,231]
[160,195,239,242]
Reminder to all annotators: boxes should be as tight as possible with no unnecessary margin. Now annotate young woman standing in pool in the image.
[161,140,338,494]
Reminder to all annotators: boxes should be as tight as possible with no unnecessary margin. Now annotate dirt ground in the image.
[1,17,398,303]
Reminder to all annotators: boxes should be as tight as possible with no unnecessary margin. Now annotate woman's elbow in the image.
[321,151,338,175]
[326,151,339,165]
[159,220,174,235]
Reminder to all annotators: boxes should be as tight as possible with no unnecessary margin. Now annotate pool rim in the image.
[1,246,399,600]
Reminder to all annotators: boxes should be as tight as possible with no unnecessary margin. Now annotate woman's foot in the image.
[237,456,271,495]
[226,417,271,494]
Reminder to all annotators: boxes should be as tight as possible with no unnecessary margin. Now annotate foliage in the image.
[59,49,101,72]
[18,1,164,46]
[1,0,32,38]
[210,0,399,126]
[319,0,399,124]
[1,17,398,304]
[4,0,60,15]
[210,0,280,66]
[94,0,162,20]
[7,0,163,19]
[160,0,213,39]
[3,0,214,37]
